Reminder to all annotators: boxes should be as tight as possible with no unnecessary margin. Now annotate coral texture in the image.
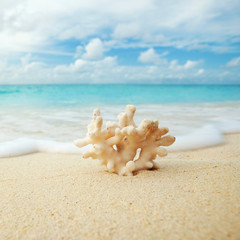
[74,105,175,176]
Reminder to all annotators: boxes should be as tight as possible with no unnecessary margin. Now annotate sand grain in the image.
[0,134,240,240]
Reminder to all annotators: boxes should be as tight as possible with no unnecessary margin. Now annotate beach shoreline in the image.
[0,133,239,240]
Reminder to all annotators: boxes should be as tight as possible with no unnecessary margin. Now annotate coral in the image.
[74,105,175,176]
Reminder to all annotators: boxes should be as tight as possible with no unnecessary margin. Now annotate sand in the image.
[0,134,240,240]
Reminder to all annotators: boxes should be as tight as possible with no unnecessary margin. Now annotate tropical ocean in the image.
[0,84,240,157]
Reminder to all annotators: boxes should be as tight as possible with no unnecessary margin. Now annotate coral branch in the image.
[74,105,175,176]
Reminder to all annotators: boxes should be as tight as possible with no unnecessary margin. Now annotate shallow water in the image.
[0,85,240,156]
[1,84,240,108]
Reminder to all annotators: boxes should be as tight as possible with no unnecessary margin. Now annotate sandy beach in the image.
[0,134,239,240]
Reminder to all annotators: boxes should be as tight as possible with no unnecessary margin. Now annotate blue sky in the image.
[0,0,240,84]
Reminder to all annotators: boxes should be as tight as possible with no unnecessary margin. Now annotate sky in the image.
[0,0,240,84]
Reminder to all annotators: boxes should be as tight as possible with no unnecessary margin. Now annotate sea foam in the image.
[0,138,87,157]
[0,125,225,157]
[169,125,224,151]
[0,101,240,157]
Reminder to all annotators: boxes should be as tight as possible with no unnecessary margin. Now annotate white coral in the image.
[74,105,175,176]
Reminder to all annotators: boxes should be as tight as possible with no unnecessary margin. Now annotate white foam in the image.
[215,119,240,134]
[0,124,225,157]
[0,102,240,157]
[0,138,89,157]
[169,125,224,152]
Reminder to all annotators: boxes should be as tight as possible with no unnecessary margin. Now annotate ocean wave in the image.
[0,101,240,157]
[0,124,227,157]
[0,90,20,94]
[169,125,224,151]
[0,138,85,157]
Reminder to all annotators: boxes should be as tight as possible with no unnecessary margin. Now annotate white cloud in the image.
[21,53,31,66]
[226,57,240,67]
[0,52,215,84]
[0,0,239,54]
[197,69,205,75]
[74,59,88,69]
[169,60,178,70]
[53,56,118,82]
[0,0,239,84]
[184,60,200,69]
[169,59,201,70]
[0,59,7,70]
[74,46,83,58]
[82,38,104,60]
[138,48,167,65]
[113,23,141,39]
[19,53,45,72]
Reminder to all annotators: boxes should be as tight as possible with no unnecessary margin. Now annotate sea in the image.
[0,84,240,157]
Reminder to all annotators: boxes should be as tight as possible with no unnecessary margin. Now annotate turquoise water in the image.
[0,84,240,108]
[0,84,240,155]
